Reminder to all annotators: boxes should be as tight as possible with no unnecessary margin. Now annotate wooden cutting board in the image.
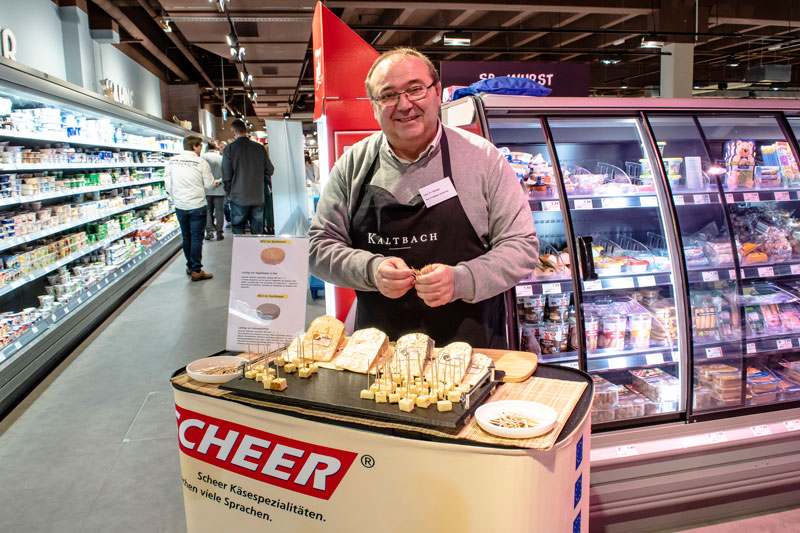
[481,349,538,383]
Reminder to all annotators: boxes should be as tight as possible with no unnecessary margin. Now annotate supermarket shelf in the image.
[686,266,737,284]
[672,192,721,206]
[583,271,672,292]
[515,278,573,296]
[530,194,659,212]
[725,189,800,204]
[0,128,179,154]
[588,346,680,372]
[0,176,165,208]
[0,214,171,298]
[693,340,742,361]
[744,332,800,356]
[0,162,165,172]
[740,261,800,280]
[539,351,579,365]
[0,227,179,364]
[0,193,167,252]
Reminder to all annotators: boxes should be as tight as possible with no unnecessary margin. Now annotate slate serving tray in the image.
[221,366,501,431]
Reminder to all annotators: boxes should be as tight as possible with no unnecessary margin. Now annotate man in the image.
[164,136,214,281]
[222,119,274,235]
[202,140,225,241]
[309,48,538,348]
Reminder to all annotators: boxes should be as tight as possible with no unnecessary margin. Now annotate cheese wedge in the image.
[462,352,493,388]
[304,315,346,362]
[391,333,434,378]
[426,342,473,385]
[334,328,389,374]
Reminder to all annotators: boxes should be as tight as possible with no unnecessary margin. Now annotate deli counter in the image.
[442,96,800,432]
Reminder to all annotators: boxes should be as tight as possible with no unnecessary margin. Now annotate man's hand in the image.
[375,257,415,299]
[415,263,455,307]
[213,179,222,188]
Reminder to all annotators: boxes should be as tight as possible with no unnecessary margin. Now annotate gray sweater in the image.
[309,124,538,304]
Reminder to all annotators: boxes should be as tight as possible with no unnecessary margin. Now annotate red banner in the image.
[176,404,358,501]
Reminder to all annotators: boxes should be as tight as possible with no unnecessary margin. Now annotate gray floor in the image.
[0,232,324,533]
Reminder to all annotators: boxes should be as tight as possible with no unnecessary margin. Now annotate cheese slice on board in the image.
[426,342,473,385]
[461,352,493,388]
[304,315,345,362]
[391,333,434,378]
[334,328,389,374]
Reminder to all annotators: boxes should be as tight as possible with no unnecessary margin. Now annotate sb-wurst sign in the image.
[440,61,590,96]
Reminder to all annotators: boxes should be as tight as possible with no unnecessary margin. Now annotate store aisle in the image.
[0,234,323,533]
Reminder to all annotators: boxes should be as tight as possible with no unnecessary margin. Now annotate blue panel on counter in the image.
[573,511,581,533]
[574,473,583,509]
[575,435,583,470]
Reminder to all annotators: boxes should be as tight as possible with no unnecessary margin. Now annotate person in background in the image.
[222,119,274,234]
[164,136,215,281]
[202,140,225,241]
[263,142,275,234]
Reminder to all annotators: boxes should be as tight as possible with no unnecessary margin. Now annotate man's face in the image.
[193,143,202,156]
[369,56,441,150]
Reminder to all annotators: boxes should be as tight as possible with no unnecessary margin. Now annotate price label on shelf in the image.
[50,315,57,323]
[645,353,664,365]
[743,192,760,202]
[636,275,656,287]
[584,279,603,291]
[777,339,793,350]
[730,269,738,280]
[784,420,800,432]
[673,195,685,205]
[14,342,22,350]
[542,283,562,295]
[31,326,38,334]
[750,424,772,437]
[562,361,580,369]
[693,194,710,204]
[746,343,757,354]
[707,431,728,444]
[515,285,533,297]
[791,264,800,275]
[608,277,635,289]
[608,357,628,369]
[574,199,594,210]
[774,191,791,201]
[701,271,720,282]
[725,193,735,203]
[86,291,92,297]
[757,266,775,278]
[601,197,627,209]
[542,200,560,212]
[705,346,723,358]
[76,298,83,305]
[615,445,639,458]
[640,196,659,207]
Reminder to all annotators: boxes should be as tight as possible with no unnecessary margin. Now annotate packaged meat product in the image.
[776,378,800,400]
[584,315,600,352]
[592,407,616,423]
[616,388,648,419]
[777,359,800,382]
[693,384,715,410]
[748,390,778,405]
[697,363,739,384]
[746,366,781,393]
[712,370,741,391]
[592,374,621,408]
[628,367,681,402]
[778,304,800,330]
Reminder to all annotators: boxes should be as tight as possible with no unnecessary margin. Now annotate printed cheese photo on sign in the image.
[227,236,309,351]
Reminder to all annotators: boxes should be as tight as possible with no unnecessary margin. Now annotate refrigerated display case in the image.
[442,95,800,431]
[0,58,191,414]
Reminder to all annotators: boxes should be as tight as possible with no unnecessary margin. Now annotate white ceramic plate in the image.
[475,400,558,439]
[186,356,247,384]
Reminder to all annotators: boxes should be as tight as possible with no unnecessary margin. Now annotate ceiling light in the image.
[693,84,701,89]
[283,112,290,119]
[443,31,471,47]
[612,38,626,46]
[772,86,781,91]
[158,18,172,33]
[225,33,235,47]
[601,58,621,65]
[216,0,227,12]
[230,47,237,57]
[725,56,740,67]
[640,34,665,49]
[768,44,782,51]
[239,71,245,82]
[620,84,628,89]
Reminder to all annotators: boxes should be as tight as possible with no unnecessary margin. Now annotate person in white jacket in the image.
[164,136,217,281]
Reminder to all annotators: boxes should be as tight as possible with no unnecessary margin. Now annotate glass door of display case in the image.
[646,115,746,416]
[489,118,578,367]
[546,116,686,426]
[691,115,800,414]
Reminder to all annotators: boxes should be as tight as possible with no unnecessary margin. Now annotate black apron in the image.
[349,132,507,349]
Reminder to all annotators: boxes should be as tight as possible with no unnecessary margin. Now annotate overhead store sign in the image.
[99,78,134,107]
[440,61,590,97]
[1,28,17,61]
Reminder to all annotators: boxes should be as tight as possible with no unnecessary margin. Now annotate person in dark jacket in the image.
[222,119,274,234]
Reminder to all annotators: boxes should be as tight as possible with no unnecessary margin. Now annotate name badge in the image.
[419,177,457,208]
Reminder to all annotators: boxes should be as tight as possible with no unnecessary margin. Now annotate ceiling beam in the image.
[327,2,653,17]
[375,7,417,45]
[138,0,216,89]
[519,13,588,60]
[91,0,189,80]
[424,9,482,46]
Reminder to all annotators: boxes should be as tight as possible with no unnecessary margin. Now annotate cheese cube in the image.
[284,363,297,374]
[254,373,264,382]
[388,393,400,403]
[360,389,375,400]
[447,390,462,403]
[407,393,418,402]
[298,367,312,378]
[375,391,388,403]
[269,378,287,391]
[244,370,257,379]
[369,383,379,392]
[436,400,453,412]
[398,398,415,412]
[396,387,407,397]
[415,395,431,408]
[274,355,286,367]
[308,363,319,375]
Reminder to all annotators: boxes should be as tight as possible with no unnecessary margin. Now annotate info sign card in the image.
[226,235,309,351]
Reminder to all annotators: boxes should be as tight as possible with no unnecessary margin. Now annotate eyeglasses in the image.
[372,80,437,107]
